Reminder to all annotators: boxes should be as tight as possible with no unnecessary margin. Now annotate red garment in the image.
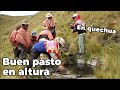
[38,30,53,40]
[75,14,81,21]
[15,28,32,49]
[42,18,55,28]
[74,14,85,27]
[10,30,18,47]
[45,40,60,58]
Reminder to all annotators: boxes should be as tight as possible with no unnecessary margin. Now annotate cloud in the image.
[0,11,39,16]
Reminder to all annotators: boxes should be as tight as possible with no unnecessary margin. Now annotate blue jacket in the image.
[33,41,46,52]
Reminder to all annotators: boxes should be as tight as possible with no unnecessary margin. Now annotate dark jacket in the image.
[71,23,86,34]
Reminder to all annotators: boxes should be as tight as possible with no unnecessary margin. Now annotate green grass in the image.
[94,44,120,79]
[0,11,120,79]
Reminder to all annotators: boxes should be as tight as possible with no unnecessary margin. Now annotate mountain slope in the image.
[0,11,120,79]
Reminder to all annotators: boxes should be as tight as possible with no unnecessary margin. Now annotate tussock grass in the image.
[94,44,120,79]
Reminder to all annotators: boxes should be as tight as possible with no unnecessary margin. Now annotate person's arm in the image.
[13,31,18,43]
[10,33,15,46]
[69,24,77,33]
[10,33,13,42]
[72,24,78,33]
[37,35,40,42]
[48,31,54,40]
[42,20,46,27]
[69,24,74,29]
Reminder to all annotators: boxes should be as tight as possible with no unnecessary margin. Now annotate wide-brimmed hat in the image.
[46,13,52,18]
[21,20,29,25]
[72,14,78,18]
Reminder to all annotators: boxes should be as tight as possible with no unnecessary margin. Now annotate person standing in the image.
[15,20,33,59]
[31,31,37,44]
[42,13,56,38]
[10,24,21,58]
[69,13,86,58]
[37,27,54,41]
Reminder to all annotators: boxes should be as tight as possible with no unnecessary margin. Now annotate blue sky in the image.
[0,11,39,16]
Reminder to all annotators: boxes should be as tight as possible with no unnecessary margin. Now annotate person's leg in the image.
[49,28,56,39]
[18,44,28,79]
[53,30,56,38]
[42,51,51,60]
[27,46,32,57]
[17,48,21,58]
[13,47,19,58]
[78,34,84,55]
[18,44,27,59]
[28,48,40,68]
[23,48,40,79]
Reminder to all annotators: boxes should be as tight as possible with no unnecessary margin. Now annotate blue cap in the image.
[32,31,37,36]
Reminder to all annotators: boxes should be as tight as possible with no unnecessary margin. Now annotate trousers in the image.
[78,34,84,54]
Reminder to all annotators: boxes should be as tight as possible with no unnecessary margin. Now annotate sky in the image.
[0,11,39,16]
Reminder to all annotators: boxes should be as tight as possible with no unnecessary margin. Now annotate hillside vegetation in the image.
[0,11,120,79]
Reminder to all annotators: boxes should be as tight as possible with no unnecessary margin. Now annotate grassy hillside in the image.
[0,11,120,79]
[0,14,28,78]
[0,14,27,54]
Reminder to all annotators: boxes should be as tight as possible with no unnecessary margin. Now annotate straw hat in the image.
[46,13,52,18]
[21,20,29,25]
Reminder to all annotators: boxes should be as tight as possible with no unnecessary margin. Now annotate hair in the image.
[39,35,49,40]
[16,25,21,30]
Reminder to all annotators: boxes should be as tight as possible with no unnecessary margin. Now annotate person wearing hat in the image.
[42,13,56,38]
[10,24,21,58]
[69,13,86,58]
[15,20,33,59]
[31,31,37,44]
[37,27,54,41]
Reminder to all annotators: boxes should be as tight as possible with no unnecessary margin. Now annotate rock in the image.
[77,59,85,64]
[77,59,94,76]
[66,54,77,64]
[60,68,70,75]
[87,60,91,65]
[77,59,85,68]
[46,73,97,79]
[22,76,27,79]
[77,76,97,79]
[91,59,98,66]
[87,58,101,67]
[77,64,94,76]
[52,73,77,79]
[55,67,70,75]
